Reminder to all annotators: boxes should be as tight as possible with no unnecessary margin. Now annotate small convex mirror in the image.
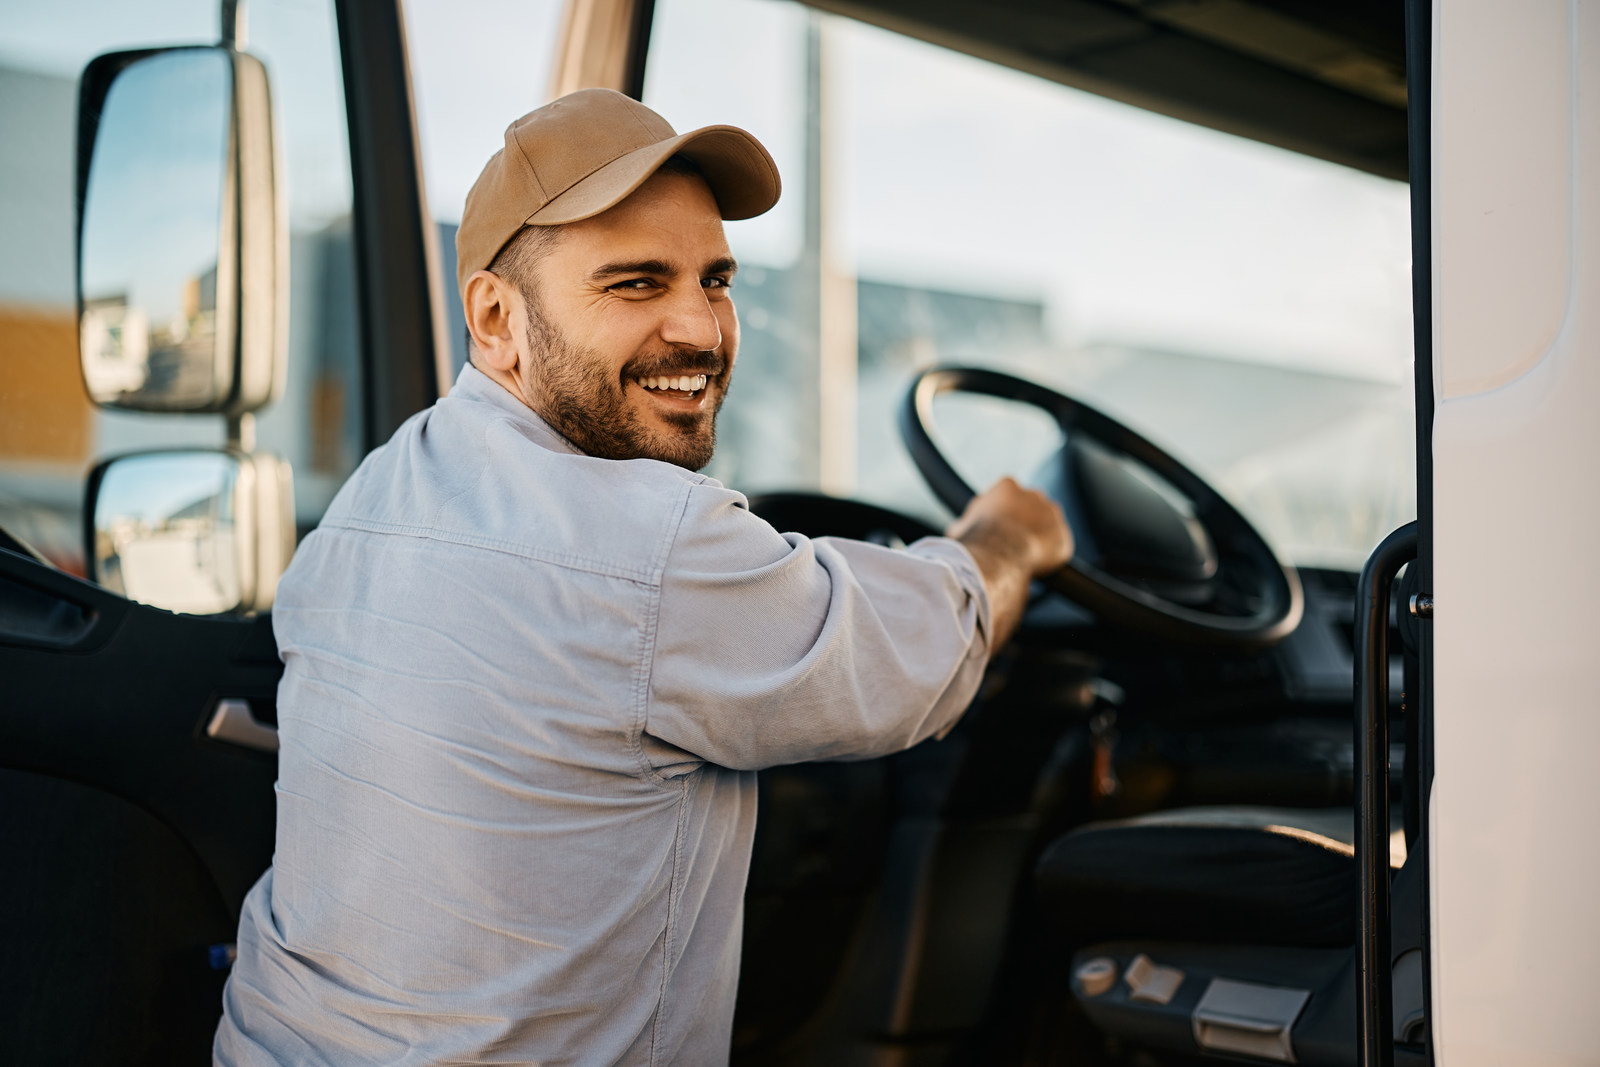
[87,450,294,615]
[78,46,282,414]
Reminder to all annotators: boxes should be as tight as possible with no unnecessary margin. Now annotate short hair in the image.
[465,225,562,358]
[485,224,563,294]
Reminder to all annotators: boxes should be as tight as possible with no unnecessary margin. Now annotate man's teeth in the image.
[637,374,708,392]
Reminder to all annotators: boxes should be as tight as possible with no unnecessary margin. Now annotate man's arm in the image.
[643,477,1072,771]
[946,477,1074,652]
[646,480,1010,771]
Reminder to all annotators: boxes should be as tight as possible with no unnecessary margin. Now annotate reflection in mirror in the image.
[80,49,233,410]
[929,392,1064,494]
[89,450,294,615]
[93,452,241,613]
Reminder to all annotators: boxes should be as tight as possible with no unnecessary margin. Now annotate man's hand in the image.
[947,477,1073,652]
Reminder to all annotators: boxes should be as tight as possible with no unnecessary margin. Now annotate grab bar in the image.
[1354,521,1417,1067]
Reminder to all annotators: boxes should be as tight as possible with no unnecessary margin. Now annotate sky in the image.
[96,450,233,525]
[80,50,230,321]
[406,0,567,223]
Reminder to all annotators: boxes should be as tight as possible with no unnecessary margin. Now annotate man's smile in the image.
[631,373,713,411]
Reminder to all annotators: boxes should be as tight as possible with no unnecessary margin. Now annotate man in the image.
[216,89,1070,1065]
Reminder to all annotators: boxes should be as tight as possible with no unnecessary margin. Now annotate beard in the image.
[517,291,728,471]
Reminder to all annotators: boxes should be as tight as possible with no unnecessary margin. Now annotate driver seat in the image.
[1036,805,1404,949]
[1034,804,1426,1065]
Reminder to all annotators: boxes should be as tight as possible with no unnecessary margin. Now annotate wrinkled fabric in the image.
[215,363,991,1066]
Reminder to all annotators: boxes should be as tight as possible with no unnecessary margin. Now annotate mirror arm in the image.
[221,0,248,50]
[228,412,256,452]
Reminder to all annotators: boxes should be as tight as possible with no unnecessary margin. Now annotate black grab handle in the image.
[1354,521,1417,1067]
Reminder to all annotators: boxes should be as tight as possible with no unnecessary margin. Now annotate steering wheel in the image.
[900,366,1302,649]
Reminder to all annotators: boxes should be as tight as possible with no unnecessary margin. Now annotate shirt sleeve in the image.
[643,481,993,772]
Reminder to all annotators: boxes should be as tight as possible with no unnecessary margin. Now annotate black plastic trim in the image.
[1402,0,1435,1062]
[797,0,1409,180]
[333,0,440,449]
[0,548,280,915]
[622,0,658,100]
[0,555,103,651]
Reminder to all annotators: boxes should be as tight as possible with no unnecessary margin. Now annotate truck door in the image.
[1430,2,1600,1063]
[0,0,445,1061]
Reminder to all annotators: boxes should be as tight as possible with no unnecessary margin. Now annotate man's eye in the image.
[703,277,733,291]
[610,279,657,292]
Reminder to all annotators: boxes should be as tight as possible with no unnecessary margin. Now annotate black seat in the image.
[1036,806,1405,949]
[1033,805,1425,1065]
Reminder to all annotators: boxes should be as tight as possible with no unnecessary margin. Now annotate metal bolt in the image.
[1408,593,1433,618]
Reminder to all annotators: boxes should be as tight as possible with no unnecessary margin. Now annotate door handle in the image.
[205,697,278,753]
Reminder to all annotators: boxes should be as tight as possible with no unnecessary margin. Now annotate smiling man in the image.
[215,89,1070,1066]
[462,152,740,473]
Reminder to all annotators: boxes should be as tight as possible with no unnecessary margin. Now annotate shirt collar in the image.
[449,361,586,457]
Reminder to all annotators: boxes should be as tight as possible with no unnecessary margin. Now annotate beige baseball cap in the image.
[455,88,782,296]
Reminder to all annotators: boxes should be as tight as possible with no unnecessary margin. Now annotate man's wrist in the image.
[952,516,1041,577]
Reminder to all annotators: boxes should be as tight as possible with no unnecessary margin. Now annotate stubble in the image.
[518,288,727,471]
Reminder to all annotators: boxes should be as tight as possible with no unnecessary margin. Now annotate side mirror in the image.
[86,450,294,615]
[77,46,283,414]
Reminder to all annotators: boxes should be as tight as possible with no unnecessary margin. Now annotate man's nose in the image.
[659,286,722,352]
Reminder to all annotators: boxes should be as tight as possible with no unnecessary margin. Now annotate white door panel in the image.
[1432,2,1600,1064]
[1434,0,1573,400]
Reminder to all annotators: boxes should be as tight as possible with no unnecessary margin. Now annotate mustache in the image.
[622,350,726,380]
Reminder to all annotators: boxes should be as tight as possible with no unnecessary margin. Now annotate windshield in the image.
[644,0,1415,570]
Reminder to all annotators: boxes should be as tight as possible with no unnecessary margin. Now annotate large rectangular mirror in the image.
[77,46,283,414]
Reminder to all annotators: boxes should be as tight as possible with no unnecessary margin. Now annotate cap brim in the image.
[525,124,781,226]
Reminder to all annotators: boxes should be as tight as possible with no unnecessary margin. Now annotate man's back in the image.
[215,365,992,1065]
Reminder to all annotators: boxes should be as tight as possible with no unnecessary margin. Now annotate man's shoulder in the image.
[315,391,725,579]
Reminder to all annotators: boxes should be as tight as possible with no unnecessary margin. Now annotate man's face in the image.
[510,170,739,471]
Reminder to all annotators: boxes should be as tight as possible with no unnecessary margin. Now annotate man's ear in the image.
[463,270,520,371]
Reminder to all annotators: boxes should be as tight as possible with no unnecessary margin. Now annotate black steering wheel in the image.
[900,366,1302,649]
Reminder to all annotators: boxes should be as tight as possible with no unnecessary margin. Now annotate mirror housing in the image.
[85,450,294,615]
[76,46,284,415]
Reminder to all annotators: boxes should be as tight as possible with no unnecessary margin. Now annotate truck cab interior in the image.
[0,1,1434,1065]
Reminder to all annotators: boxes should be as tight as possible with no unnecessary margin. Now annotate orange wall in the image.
[0,304,91,463]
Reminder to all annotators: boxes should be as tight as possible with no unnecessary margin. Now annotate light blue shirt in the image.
[216,363,992,1066]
